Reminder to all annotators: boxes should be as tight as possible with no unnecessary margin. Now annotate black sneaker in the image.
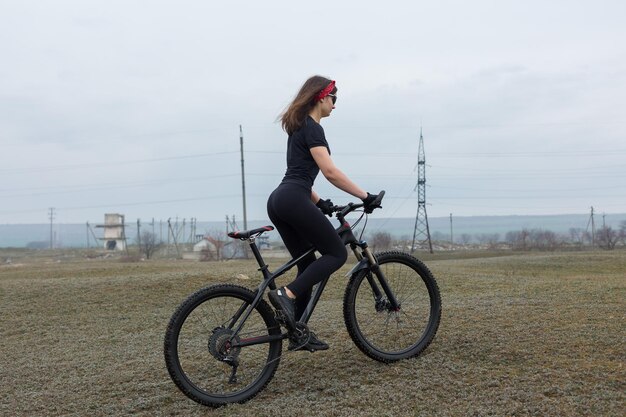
[289,332,329,352]
[268,287,297,329]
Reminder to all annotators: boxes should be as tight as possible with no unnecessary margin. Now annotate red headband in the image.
[315,80,335,102]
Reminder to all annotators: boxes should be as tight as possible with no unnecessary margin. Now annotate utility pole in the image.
[586,206,596,248]
[239,125,248,231]
[87,222,99,249]
[137,219,141,249]
[450,213,453,246]
[167,218,180,258]
[411,128,433,253]
[48,207,56,249]
[591,206,595,247]
[167,218,171,255]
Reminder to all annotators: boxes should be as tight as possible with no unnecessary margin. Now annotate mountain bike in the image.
[163,191,441,407]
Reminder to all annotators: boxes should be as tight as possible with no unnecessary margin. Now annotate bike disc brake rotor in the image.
[208,327,241,361]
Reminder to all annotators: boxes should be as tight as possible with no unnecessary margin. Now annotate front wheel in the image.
[164,284,282,407]
[343,251,441,363]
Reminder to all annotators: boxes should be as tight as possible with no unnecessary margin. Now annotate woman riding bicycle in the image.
[267,75,379,351]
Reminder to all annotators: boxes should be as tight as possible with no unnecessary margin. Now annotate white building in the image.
[97,213,127,251]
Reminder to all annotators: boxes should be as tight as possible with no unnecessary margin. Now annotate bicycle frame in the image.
[229,206,400,349]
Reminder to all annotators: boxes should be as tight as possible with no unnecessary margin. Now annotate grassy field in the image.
[1,249,624,416]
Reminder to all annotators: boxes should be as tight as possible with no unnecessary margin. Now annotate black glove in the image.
[362,192,379,214]
[316,198,334,216]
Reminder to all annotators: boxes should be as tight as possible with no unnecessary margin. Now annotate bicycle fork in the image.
[348,243,401,311]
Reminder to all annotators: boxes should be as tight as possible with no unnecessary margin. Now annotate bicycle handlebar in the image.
[332,190,385,218]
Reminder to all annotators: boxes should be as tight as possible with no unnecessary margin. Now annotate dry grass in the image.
[1,249,624,416]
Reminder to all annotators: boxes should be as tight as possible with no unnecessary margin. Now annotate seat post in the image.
[248,240,267,272]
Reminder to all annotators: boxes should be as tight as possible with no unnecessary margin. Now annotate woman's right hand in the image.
[316,198,334,217]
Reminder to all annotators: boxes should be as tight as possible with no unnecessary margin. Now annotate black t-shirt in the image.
[280,116,330,189]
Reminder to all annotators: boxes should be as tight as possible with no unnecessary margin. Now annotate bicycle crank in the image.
[288,322,311,351]
[274,311,313,351]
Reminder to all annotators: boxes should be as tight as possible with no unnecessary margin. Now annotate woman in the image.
[267,75,378,351]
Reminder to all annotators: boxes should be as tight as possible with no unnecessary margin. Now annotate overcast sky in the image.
[1,0,625,225]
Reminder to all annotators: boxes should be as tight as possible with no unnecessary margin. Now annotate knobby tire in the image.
[343,251,442,363]
[164,284,282,407]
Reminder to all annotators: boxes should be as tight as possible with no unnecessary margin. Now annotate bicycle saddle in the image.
[227,226,274,240]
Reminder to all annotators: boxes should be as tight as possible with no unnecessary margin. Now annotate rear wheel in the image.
[164,284,282,407]
[343,251,441,362]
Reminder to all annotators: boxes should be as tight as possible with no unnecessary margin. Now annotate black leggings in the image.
[267,183,348,318]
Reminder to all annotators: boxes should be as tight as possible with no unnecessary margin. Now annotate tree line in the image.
[367,220,626,252]
[132,220,626,259]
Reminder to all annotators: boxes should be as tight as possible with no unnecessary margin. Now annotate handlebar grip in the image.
[332,190,385,217]
[373,190,385,206]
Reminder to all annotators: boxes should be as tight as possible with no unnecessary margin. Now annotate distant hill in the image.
[1,213,624,248]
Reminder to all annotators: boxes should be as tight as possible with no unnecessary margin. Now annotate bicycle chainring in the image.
[289,322,311,348]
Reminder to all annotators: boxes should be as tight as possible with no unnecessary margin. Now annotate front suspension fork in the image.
[356,244,401,311]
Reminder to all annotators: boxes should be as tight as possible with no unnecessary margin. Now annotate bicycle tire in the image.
[343,251,441,363]
[164,284,282,407]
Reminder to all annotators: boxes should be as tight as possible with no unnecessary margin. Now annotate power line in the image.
[0,194,246,215]
[428,161,626,173]
[428,150,626,157]
[246,149,626,158]
[430,184,626,193]
[0,151,239,173]
[4,167,625,199]
[0,174,241,198]
[431,171,626,179]
[3,147,625,175]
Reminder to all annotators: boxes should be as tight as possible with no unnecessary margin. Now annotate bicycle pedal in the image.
[274,310,287,325]
[288,343,315,353]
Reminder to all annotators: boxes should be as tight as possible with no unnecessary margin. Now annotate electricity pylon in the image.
[411,129,433,253]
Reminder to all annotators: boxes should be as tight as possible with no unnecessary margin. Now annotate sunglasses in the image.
[327,94,337,104]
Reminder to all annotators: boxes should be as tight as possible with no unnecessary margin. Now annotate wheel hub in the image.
[375,297,401,312]
[208,327,241,361]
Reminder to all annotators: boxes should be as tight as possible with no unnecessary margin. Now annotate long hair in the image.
[280,75,337,135]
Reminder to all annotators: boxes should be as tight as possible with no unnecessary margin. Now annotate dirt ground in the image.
[1,249,624,416]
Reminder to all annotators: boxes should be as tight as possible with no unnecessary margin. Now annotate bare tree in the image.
[506,229,562,251]
[619,221,626,246]
[432,231,446,242]
[139,231,161,259]
[526,229,560,251]
[487,233,500,249]
[569,228,584,246]
[506,229,530,250]
[460,234,472,245]
[530,229,560,251]
[370,231,392,252]
[477,233,500,249]
[597,226,618,250]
